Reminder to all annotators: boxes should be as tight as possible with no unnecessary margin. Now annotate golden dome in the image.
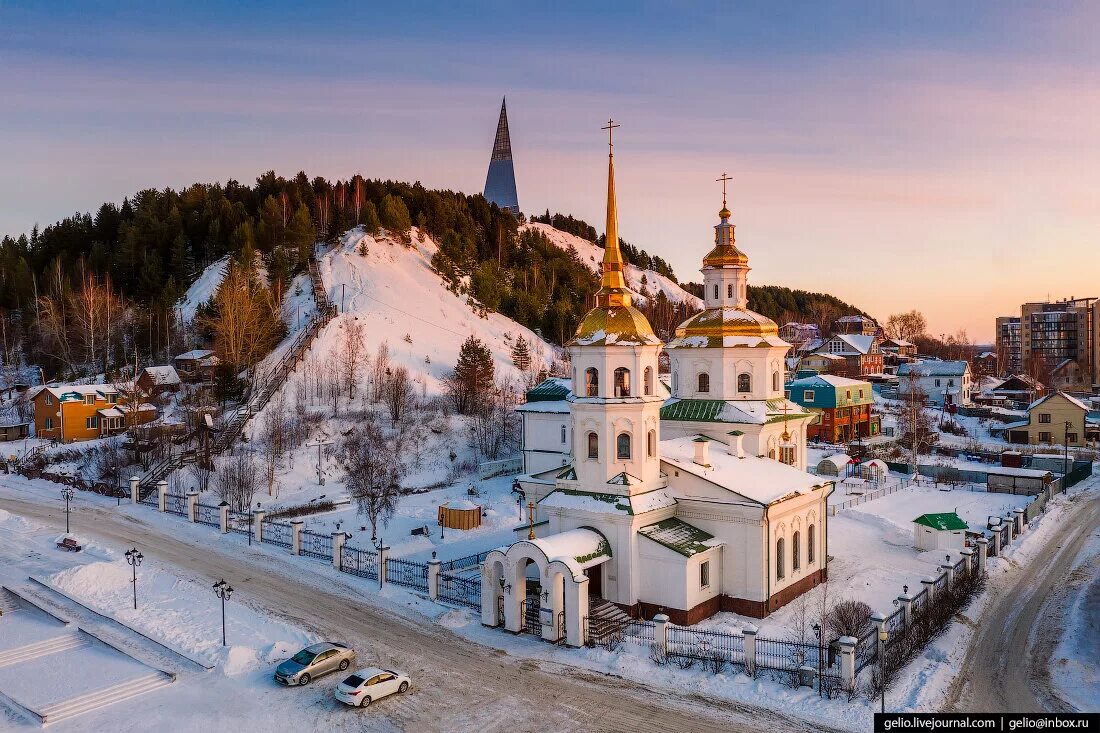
[702,243,749,267]
[670,306,779,345]
[719,206,731,220]
[568,305,660,347]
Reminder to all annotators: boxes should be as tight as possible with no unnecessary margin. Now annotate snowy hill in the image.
[524,222,702,309]
[177,256,228,322]
[314,227,560,393]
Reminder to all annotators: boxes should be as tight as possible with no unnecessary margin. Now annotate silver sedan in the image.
[274,642,356,686]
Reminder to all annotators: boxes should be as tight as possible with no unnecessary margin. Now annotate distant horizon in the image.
[4,1,1099,342]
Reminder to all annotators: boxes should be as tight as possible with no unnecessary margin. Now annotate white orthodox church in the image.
[483,132,834,647]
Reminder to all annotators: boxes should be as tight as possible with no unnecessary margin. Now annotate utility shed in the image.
[987,467,1052,496]
[913,512,967,551]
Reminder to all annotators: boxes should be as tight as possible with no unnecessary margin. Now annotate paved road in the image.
[945,485,1100,713]
[0,490,839,733]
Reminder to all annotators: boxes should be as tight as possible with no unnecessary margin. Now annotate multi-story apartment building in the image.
[995,298,1097,389]
[995,316,1022,375]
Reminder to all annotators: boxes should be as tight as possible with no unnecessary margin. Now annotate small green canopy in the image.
[913,512,968,531]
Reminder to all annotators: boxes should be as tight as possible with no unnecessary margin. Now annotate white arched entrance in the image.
[482,528,611,648]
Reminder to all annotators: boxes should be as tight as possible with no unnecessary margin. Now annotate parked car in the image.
[274,642,356,686]
[334,668,411,707]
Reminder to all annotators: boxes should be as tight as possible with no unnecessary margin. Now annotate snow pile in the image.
[177,256,228,322]
[524,222,701,308]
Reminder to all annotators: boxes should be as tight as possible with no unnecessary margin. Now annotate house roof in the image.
[175,349,216,361]
[520,528,611,575]
[913,512,968,531]
[660,398,812,425]
[897,360,969,377]
[1027,391,1089,413]
[525,377,571,403]
[881,338,915,348]
[141,366,181,386]
[638,517,721,557]
[32,384,115,402]
[660,434,829,505]
[787,374,868,389]
[816,333,878,355]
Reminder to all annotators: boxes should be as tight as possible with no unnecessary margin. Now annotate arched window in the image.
[585,368,599,397]
[807,524,815,565]
[644,367,653,396]
[713,284,719,300]
[647,429,656,457]
[614,367,631,397]
[792,530,801,571]
[776,537,785,580]
[587,432,599,459]
[772,371,780,391]
[727,283,733,299]
[737,373,751,393]
[616,432,631,460]
[697,372,710,393]
[560,425,567,444]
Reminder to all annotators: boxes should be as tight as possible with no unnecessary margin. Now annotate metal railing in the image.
[386,557,428,591]
[164,493,187,516]
[340,545,378,579]
[755,636,824,673]
[227,509,252,536]
[437,572,481,609]
[260,519,293,549]
[195,502,220,527]
[439,551,492,573]
[667,625,743,663]
[300,530,333,560]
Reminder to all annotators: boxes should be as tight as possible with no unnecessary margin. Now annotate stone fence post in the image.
[990,527,1001,556]
[186,490,199,523]
[921,576,935,603]
[897,592,914,627]
[652,613,670,656]
[427,557,441,601]
[976,537,989,575]
[1013,508,1025,535]
[290,520,303,556]
[959,547,975,577]
[331,532,346,571]
[156,480,168,513]
[253,510,266,544]
[218,502,230,534]
[129,476,140,505]
[837,636,857,691]
[378,545,390,586]
[743,624,758,677]
[941,562,954,591]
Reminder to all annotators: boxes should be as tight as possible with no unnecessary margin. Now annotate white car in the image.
[334,667,411,708]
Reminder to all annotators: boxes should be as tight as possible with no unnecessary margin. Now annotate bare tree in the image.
[825,599,872,639]
[383,365,413,427]
[339,318,365,399]
[214,450,260,511]
[370,340,390,403]
[336,423,405,540]
[890,381,935,474]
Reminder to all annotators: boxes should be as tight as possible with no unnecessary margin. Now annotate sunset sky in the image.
[3,1,1098,342]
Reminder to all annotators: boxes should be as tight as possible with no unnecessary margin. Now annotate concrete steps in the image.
[0,634,89,669]
[0,589,20,615]
[589,598,632,626]
[36,671,173,724]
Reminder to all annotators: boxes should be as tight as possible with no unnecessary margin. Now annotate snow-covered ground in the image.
[524,222,701,309]
[1050,527,1100,711]
[177,256,228,323]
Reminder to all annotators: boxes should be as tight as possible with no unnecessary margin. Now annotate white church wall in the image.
[638,542,690,610]
[767,489,829,596]
[521,411,570,474]
[684,547,723,611]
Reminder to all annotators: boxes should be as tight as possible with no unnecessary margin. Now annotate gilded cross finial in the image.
[716,172,732,208]
[527,500,536,540]
[602,118,620,155]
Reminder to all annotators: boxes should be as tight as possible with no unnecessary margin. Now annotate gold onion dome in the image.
[673,307,779,340]
[702,205,749,267]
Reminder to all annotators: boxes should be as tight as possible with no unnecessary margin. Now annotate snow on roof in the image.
[817,453,853,471]
[897,360,969,377]
[830,334,877,354]
[787,374,867,389]
[660,435,828,505]
[175,349,216,361]
[142,366,181,385]
[638,517,722,557]
[837,315,875,324]
[97,407,124,418]
[882,338,916,347]
[516,400,570,414]
[34,384,113,401]
[660,398,812,425]
[522,528,610,575]
[540,489,633,514]
[913,512,968,531]
[986,466,1053,479]
[1028,391,1090,413]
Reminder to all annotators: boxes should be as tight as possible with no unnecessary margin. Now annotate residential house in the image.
[798,352,846,375]
[897,360,972,407]
[30,384,156,443]
[833,315,878,336]
[778,323,821,348]
[137,366,182,395]
[1001,391,1096,447]
[174,350,219,382]
[988,374,1045,407]
[785,374,880,443]
[972,351,999,378]
[879,338,918,369]
[811,334,883,378]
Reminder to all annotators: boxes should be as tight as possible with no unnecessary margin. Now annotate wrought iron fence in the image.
[437,572,481,609]
[195,502,220,527]
[585,614,624,647]
[340,545,378,579]
[911,588,929,614]
[261,520,293,549]
[855,629,878,673]
[386,557,428,591]
[296,529,330,559]
[933,574,948,595]
[884,606,905,635]
[440,551,492,573]
[622,619,656,643]
[139,490,159,507]
[755,636,824,673]
[227,509,252,536]
[520,598,542,635]
[164,493,187,516]
[667,625,744,663]
[953,558,967,576]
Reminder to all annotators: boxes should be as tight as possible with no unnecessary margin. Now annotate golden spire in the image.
[597,118,630,308]
[703,170,748,268]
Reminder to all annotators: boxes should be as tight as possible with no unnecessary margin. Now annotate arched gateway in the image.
[482,528,610,647]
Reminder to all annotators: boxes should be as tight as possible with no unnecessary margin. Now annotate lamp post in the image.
[1064,420,1072,483]
[372,534,384,590]
[60,486,74,534]
[812,622,824,698]
[212,580,233,646]
[878,626,889,714]
[125,547,143,610]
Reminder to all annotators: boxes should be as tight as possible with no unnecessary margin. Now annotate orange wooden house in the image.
[31,384,156,443]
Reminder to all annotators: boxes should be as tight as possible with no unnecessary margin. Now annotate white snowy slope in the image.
[314,227,561,393]
[524,222,702,308]
[176,256,228,322]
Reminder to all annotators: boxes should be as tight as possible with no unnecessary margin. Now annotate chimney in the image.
[692,436,711,467]
[728,430,745,458]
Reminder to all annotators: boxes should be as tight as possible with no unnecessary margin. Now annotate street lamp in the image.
[125,547,143,610]
[812,622,824,698]
[60,487,74,534]
[878,626,889,714]
[1064,420,1072,482]
[212,579,233,646]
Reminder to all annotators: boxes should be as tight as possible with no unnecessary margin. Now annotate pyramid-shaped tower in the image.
[483,98,520,215]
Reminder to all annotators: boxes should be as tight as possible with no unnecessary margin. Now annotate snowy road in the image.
[0,490,839,733]
[945,483,1100,713]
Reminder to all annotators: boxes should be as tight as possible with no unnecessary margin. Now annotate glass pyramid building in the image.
[483,98,520,215]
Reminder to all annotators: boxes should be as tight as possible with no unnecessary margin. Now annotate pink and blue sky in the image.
[2,1,1099,342]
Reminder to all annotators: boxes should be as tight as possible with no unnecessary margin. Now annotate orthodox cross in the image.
[602,118,620,154]
[527,500,536,539]
[716,172,732,208]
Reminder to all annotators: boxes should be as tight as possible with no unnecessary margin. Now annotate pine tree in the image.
[445,335,495,414]
[380,194,412,243]
[285,204,315,266]
[511,334,531,371]
[362,201,381,236]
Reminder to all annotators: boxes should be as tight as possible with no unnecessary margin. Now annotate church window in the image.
[614,367,631,397]
[699,561,711,589]
[697,372,710,393]
[585,368,599,397]
[738,373,751,393]
[560,425,567,444]
[587,432,599,460]
[644,367,653,396]
[792,531,801,571]
[713,284,719,300]
[776,538,785,580]
[647,429,656,457]
[808,525,815,564]
[779,444,795,466]
[772,371,779,391]
[616,432,631,460]
[727,284,733,299]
